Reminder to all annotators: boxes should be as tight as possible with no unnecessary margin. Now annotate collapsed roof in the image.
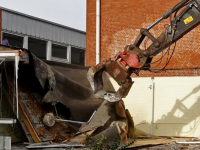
[0,45,156,149]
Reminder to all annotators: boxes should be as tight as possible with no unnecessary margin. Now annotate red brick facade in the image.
[86,0,200,77]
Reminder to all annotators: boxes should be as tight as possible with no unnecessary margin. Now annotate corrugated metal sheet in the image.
[2,10,86,49]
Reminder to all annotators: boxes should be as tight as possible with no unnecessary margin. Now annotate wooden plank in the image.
[127,139,172,148]
[18,99,41,143]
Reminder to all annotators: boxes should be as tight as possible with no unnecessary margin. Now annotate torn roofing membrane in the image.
[31,53,115,122]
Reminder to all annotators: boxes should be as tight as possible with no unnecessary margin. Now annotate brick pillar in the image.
[86,0,96,67]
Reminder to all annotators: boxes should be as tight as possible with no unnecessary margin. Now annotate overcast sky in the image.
[0,0,86,31]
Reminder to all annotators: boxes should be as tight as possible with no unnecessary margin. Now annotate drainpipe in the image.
[96,0,100,64]
[150,77,155,134]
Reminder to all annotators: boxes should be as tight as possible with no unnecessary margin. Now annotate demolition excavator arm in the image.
[88,0,200,102]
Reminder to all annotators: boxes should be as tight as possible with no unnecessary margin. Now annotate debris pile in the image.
[1,48,139,148]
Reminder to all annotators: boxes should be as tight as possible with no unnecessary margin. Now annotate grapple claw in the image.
[87,63,105,93]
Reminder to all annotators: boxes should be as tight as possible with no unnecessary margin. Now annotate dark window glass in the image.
[71,47,85,66]
[2,33,23,47]
[52,44,67,59]
[28,38,46,59]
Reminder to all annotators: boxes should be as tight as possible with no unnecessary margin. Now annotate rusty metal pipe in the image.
[55,110,97,125]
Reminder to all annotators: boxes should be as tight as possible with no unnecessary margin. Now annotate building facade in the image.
[87,0,200,137]
[0,7,86,66]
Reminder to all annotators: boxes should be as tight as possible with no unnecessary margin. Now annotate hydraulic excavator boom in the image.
[88,0,200,102]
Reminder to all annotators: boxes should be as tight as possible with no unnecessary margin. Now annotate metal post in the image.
[0,119,16,124]
[46,41,52,60]
[67,45,71,64]
[23,36,28,49]
[55,110,97,125]
[150,77,154,134]
[15,54,19,119]
[13,60,15,113]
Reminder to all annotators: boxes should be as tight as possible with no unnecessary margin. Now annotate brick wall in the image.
[86,0,200,77]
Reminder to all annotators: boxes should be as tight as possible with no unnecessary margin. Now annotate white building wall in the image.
[110,76,200,137]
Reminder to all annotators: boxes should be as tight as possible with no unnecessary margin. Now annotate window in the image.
[28,38,46,59]
[71,47,85,66]
[52,44,67,59]
[2,33,23,48]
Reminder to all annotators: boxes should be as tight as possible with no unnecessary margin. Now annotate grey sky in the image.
[0,0,86,31]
